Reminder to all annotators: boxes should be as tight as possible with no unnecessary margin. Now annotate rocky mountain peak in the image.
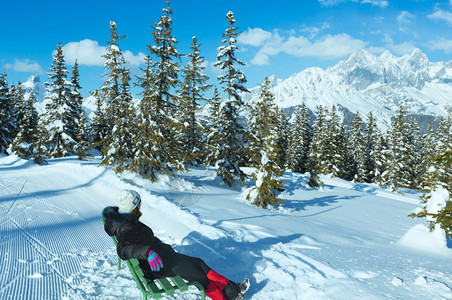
[241,48,450,131]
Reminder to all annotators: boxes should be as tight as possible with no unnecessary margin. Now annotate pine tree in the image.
[69,61,84,142]
[204,86,222,167]
[373,133,390,187]
[349,112,366,182]
[275,108,290,170]
[31,119,49,165]
[386,106,422,191]
[386,107,406,191]
[436,111,452,165]
[90,96,108,153]
[179,36,211,165]
[100,68,134,172]
[11,91,39,158]
[246,78,285,208]
[92,21,132,165]
[325,105,347,178]
[309,105,329,175]
[363,111,382,183]
[248,78,276,165]
[74,108,90,160]
[406,116,424,189]
[42,42,75,158]
[8,83,22,139]
[0,70,15,154]
[129,1,184,180]
[211,11,250,186]
[69,61,90,160]
[410,118,451,238]
[129,55,161,180]
[150,0,183,171]
[286,103,312,174]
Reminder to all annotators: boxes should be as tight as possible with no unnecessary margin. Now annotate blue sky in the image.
[2,0,452,97]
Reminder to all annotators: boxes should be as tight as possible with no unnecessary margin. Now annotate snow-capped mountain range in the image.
[22,48,451,131]
[242,48,451,130]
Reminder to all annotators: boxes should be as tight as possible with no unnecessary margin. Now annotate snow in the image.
[241,48,452,131]
[1,155,451,300]
[426,187,449,218]
[396,224,449,255]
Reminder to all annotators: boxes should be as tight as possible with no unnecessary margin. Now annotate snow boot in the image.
[233,278,250,300]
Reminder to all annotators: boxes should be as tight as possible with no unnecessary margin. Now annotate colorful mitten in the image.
[147,248,163,272]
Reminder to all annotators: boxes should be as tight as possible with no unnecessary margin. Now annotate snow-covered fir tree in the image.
[8,83,22,139]
[349,112,366,182]
[386,107,408,191]
[406,116,424,188]
[92,21,131,163]
[68,61,84,143]
[410,112,451,237]
[0,71,15,154]
[30,119,49,165]
[247,78,277,165]
[436,111,451,165]
[386,106,423,191]
[373,133,390,187]
[42,42,75,158]
[203,86,222,166]
[286,103,312,174]
[11,91,39,158]
[325,105,347,178]
[74,109,89,160]
[421,123,437,182]
[90,96,108,153]
[275,108,290,170]
[362,111,383,183]
[100,68,134,172]
[129,55,160,180]
[179,36,211,165]
[246,77,285,208]
[210,11,250,186]
[69,61,90,160]
[309,105,329,175]
[129,1,184,181]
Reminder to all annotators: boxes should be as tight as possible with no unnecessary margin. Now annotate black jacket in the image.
[102,206,176,278]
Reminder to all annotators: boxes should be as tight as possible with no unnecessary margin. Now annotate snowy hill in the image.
[1,155,451,299]
[242,49,452,130]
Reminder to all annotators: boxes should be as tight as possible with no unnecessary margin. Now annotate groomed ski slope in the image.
[0,155,451,300]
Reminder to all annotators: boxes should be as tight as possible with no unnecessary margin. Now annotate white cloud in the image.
[300,22,331,39]
[386,42,417,55]
[429,38,452,53]
[123,50,146,66]
[319,0,388,7]
[397,11,415,25]
[361,0,388,8]
[318,0,343,6]
[397,11,415,32]
[238,28,273,47]
[241,28,366,65]
[5,59,44,74]
[382,35,416,55]
[428,8,452,26]
[283,34,366,59]
[61,39,106,66]
[61,39,145,66]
